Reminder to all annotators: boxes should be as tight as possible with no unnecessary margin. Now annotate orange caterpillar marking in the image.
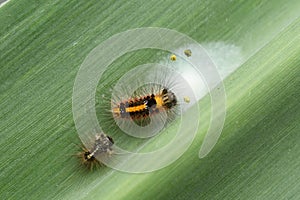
[154,95,164,108]
[126,104,147,113]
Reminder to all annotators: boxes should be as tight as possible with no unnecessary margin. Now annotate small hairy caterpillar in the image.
[78,133,114,169]
[112,88,177,119]
[95,62,192,140]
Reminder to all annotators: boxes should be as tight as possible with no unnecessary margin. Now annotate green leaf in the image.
[0,0,299,199]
